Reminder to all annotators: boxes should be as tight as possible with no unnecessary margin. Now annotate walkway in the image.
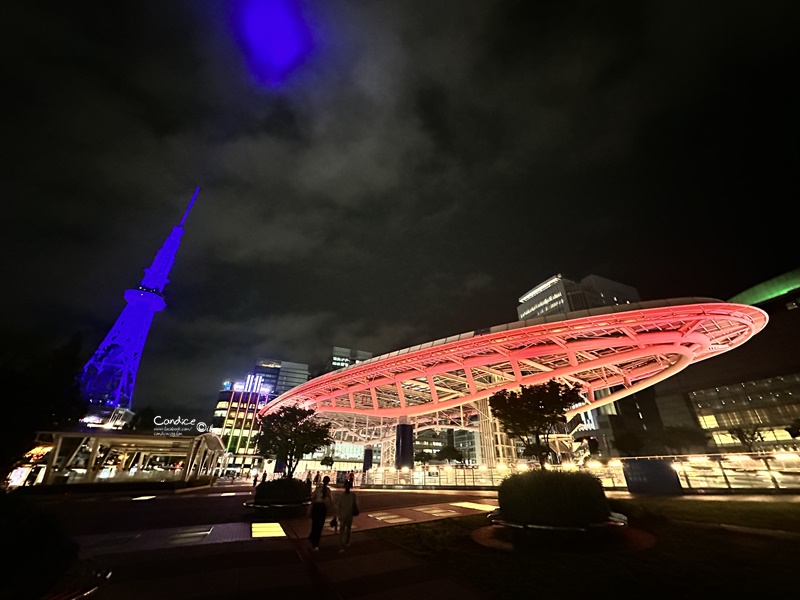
[54,491,498,599]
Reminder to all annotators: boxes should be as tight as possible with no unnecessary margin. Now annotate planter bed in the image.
[243,500,310,520]
[489,509,628,549]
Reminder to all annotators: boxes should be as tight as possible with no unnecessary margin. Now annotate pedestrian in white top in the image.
[336,479,360,552]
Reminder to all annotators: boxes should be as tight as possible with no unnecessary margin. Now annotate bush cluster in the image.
[254,477,310,505]
[498,470,611,527]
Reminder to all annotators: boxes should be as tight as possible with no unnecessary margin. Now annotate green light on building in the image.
[728,269,800,305]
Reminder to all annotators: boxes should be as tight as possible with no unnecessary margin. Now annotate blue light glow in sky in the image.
[233,0,313,87]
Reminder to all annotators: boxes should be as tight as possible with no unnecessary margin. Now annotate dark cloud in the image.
[4,1,798,421]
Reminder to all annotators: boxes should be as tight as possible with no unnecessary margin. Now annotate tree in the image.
[256,406,333,479]
[728,426,764,452]
[1,333,88,476]
[435,445,463,464]
[488,380,583,467]
[611,431,645,457]
[786,419,800,439]
[653,425,710,454]
[127,405,156,431]
[414,451,432,466]
[320,455,335,469]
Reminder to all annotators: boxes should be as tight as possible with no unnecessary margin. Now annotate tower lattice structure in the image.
[80,188,199,421]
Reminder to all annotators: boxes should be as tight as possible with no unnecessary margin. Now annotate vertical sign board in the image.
[395,424,414,469]
[362,446,373,471]
[622,459,683,494]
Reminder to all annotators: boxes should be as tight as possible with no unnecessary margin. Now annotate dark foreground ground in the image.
[372,493,800,598]
[2,488,798,599]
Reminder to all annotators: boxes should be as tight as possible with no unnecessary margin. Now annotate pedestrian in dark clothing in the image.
[308,475,334,551]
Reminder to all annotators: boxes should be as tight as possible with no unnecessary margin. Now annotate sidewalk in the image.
[44,484,800,599]
[58,495,497,600]
[71,528,488,600]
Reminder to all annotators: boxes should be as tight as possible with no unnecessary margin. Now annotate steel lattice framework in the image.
[80,188,199,413]
[259,298,767,446]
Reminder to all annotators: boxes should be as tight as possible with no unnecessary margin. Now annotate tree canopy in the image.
[256,405,333,479]
[435,445,463,464]
[1,333,87,476]
[414,451,432,465]
[488,380,583,467]
[126,405,156,431]
[728,426,764,452]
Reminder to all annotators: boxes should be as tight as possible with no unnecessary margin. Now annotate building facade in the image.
[253,358,310,397]
[516,273,640,321]
[210,358,310,475]
[325,347,373,373]
[652,269,800,454]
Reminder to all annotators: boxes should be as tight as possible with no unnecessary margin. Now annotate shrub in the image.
[253,477,310,505]
[497,470,611,528]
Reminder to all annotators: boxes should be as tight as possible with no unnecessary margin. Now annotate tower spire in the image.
[80,188,200,427]
[140,186,199,293]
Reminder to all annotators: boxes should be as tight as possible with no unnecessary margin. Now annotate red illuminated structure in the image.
[259,298,767,465]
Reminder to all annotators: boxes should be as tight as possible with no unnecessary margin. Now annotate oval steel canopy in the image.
[259,298,767,441]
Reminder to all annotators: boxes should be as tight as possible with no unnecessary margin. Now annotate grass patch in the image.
[608,497,800,532]
[371,497,800,596]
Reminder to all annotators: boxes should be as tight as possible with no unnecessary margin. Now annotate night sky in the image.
[4,1,798,422]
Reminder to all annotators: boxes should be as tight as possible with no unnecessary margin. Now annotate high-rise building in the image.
[325,347,373,373]
[516,273,640,321]
[210,358,310,475]
[79,188,200,429]
[254,358,310,397]
[209,390,267,475]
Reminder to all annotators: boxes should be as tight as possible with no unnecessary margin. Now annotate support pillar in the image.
[87,437,101,483]
[362,445,373,471]
[395,423,414,470]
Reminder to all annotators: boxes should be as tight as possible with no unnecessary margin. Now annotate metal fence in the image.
[361,452,800,493]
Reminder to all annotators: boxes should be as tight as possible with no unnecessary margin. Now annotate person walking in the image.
[308,475,334,551]
[335,479,360,553]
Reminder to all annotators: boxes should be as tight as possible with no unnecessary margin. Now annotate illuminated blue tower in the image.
[80,188,199,426]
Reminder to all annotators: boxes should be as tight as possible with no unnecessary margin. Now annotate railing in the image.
[361,452,800,493]
[46,467,186,485]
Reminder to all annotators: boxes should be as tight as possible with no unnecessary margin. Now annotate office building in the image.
[325,347,373,373]
[210,358,310,475]
[516,273,640,321]
[253,358,310,398]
